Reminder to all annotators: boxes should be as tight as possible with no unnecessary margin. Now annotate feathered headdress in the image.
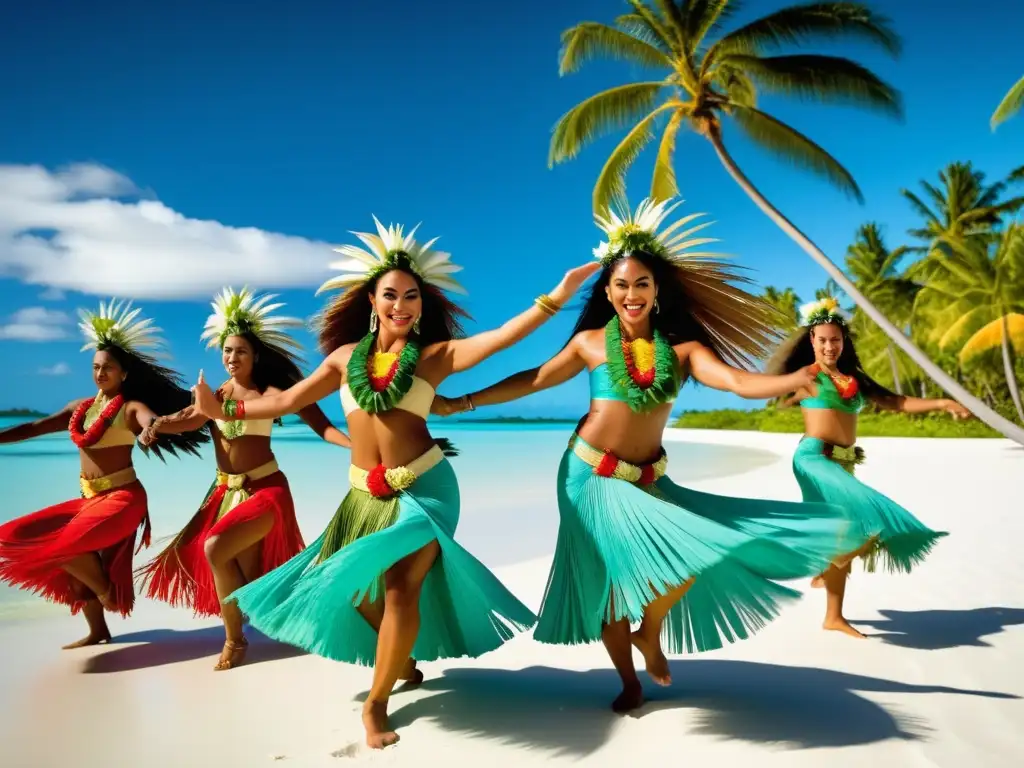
[593,197,719,266]
[200,287,304,354]
[79,299,165,356]
[799,296,849,328]
[317,216,466,296]
[591,196,785,369]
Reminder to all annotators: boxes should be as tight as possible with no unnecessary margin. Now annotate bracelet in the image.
[534,294,561,316]
[463,394,476,412]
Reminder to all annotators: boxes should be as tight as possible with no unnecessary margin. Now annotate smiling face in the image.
[222,334,256,380]
[92,349,125,396]
[370,269,423,337]
[810,323,845,368]
[605,257,658,327]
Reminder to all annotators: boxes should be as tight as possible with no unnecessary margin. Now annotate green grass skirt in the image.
[792,437,947,574]
[534,439,866,654]
[230,458,536,665]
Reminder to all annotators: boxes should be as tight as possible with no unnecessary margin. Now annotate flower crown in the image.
[317,217,466,296]
[79,299,165,356]
[799,296,848,328]
[200,286,304,353]
[593,197,720,266]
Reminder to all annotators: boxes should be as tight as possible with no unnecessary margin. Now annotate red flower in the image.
[369,358,400,393]
[621,341,656,389]
[595,451,619,478]
[366,464,394,497]
[638,463,656,486]
[68,394,125,448]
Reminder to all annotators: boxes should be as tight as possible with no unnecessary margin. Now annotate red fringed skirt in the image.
[136,460,303,617]
[0,470,150,617]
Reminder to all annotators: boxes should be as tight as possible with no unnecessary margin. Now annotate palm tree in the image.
[833,223,919,393]
[761,286,800,332]
[548,0,1024,443]
[914,226,1024,422]
[991,75,1024,130]
[901,162,1024,251]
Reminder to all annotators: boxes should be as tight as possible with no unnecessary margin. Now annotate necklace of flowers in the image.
[604,317,681,413]
[217,386,249,439]
[69,393,126,448]
[812,364,860,399]
[347,332,421,413]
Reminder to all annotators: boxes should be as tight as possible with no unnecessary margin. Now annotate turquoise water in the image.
[0,419,777,617]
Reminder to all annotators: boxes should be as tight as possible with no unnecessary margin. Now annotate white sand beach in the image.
[1,429,1021,767]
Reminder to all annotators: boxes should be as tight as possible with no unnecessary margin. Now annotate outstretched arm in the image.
[296,403,351,448]
[871,392,971,418]
[434,338,586,415]
[193,356,344,421]
[687,345,817,400]
[142,405,210,443]
[434,263,599,376]
[0,400,82,444]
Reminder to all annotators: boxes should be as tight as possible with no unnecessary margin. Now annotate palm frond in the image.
[991,74,1024,130]
[687,0,734,49]
[901,189,940,226]
[615,13,674,54]
[727,103,863,201]
[651,111,685,203]
[711,2,901,60]
[625,0,679,54]
[719,54,902,117]
[960,314,1024,364]
[559,22,672,76]
[715,65,757,107]
[593,105,674,213]
[1009,165,1024,184]
[549,82,667,167]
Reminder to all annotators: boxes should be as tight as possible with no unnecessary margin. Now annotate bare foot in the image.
[810,575,825,589]
[611,681,644,713]
[214,637,249,670]
[631,631,671,686]
[823,617,867,639]
[62,631,112,649]
[399,659,424,686]
[362,700,399,749]
[96,587,118,612]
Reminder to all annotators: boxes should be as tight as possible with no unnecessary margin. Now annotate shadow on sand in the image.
[80,625,305,673]
[385,660,1017,758]
[853,607,1024,650]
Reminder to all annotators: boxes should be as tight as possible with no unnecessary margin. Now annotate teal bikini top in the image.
[801,372,866,414]
[589,364,627,402]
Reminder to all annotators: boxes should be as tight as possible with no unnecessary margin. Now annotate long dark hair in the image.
[102,344,209,459]
[766,322,895,400]
[235,332,304,393]
[317,260,470,355]
[571,250,784,370]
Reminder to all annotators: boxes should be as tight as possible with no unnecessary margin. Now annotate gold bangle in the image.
[535,294,560,316]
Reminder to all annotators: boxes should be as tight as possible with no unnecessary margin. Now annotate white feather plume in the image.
[200,286,304,352]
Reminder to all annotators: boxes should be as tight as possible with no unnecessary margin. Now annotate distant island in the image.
[448,416,578,424]
[0,408,46,418]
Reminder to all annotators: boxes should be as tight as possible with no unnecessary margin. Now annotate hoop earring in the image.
[413,315,421,334]
[654,299,660,314]
[369,308,378,333]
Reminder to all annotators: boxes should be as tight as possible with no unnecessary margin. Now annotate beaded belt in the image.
[349,444,444,498]
[80,467,138,499]
[214,459,280,520]
[569,434,667,486]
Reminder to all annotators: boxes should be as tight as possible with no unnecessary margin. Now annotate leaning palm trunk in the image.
[886,343,903,395]
[1000,313,1024,423]
[704,124,1024,445]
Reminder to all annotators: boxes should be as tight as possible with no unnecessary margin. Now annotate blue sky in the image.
[1,1,1021,420]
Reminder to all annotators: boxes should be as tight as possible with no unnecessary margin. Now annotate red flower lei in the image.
[812,364,860,399]
[69,394,125,448]
[366,464,394,498]
[621,340,656,388]
[369,354,400,392]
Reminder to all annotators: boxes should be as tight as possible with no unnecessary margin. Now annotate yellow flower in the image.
[821,297,839,312]
[371,352,398,379]
[630,338,655,374]
[384,466,417,491]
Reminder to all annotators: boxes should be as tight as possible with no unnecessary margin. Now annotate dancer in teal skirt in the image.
[435,198,867,712]
[768,296,970,638]
[192,216,598,748]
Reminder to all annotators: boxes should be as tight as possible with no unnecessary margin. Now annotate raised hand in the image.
[945,400,972,420]
[192,370,222,420]
[549,262,602,305]
[139,421,160,447]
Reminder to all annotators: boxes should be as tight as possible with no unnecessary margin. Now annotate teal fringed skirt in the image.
[229,454,537,666]
[792,437,947,574]
[535,435,865,654]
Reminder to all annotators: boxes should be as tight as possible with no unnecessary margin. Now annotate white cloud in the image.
[38,287,65,301]
[0,163,336,299]
[0,306,72,341]
[39,362,71,376]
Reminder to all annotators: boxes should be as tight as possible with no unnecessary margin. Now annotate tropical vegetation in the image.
[546,0,1024,443]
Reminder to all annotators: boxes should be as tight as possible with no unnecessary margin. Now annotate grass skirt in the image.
[230,456,537,665]
[136,468,303,617]
[535,437,864,653]
[0,481,149,616]
[792,437,947,573]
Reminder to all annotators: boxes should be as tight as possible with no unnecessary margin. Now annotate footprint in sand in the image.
[330,743,361,759]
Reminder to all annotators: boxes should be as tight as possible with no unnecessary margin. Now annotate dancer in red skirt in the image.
[136,287,349,670]
[0,300,207,648]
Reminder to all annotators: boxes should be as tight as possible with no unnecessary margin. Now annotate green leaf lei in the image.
[346,332,421,413]
[604,317,681,413]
